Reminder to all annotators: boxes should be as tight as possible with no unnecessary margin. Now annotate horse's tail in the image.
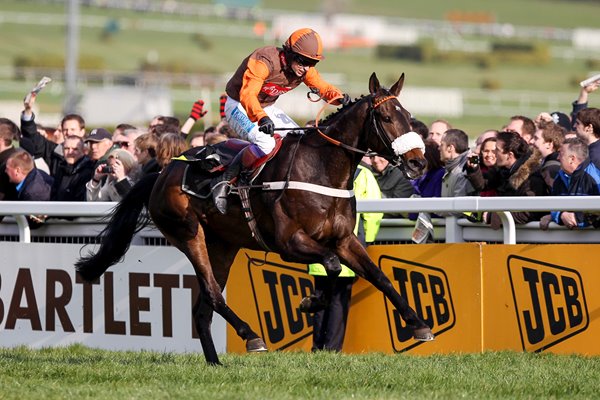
[75,172,160,281]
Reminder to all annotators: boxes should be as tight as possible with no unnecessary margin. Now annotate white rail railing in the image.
[1,197,600,244]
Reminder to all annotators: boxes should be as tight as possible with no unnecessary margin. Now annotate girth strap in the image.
[238,186,272,253]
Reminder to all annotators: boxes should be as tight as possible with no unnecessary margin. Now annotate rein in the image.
[314,94,397,157]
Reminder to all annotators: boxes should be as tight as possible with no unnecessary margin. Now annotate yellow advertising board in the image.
[227,244,600,355]
[481,245,597,354]
[344,244,481,354]
[227,252,314,353]
[227,244,482,354]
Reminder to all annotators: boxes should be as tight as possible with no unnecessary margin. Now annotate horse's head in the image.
[367,72,426,179]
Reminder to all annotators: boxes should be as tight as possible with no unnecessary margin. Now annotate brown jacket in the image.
[225,46,342,122]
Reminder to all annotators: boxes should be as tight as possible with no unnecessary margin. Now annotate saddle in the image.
[178,136,283,199]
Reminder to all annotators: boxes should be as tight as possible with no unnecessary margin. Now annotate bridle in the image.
[367,94,399,158]
[314,93,403,163]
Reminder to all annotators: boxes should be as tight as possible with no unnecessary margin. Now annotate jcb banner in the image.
[227,244,482,354]
[483,245,596,354]
[380,255,456,352]
[344,244,481,354]
[227,244,600,355]
[227,252,314,353]
[508,255,588,352]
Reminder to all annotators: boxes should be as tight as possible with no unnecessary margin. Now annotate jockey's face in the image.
[290,54,318,77]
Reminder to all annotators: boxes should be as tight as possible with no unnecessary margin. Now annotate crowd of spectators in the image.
[0,79,599,233]
[365,77,600,237]
[0,91,233,227]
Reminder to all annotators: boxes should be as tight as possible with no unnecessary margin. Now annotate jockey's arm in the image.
[304,68,344,105]
[239,58,271,122]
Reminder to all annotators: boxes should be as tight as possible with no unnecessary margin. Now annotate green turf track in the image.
[1,345,600,399]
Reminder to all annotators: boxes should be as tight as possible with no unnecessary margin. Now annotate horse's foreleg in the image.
[280,230,343,312]
[280,230,343,275]
[336,236,434,341]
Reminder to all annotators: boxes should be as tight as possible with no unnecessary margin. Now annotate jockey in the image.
[213,28,351,214]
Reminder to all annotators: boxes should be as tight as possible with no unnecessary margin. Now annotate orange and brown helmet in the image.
[284,28,324,61]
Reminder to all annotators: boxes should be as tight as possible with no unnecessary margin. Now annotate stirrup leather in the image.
[212,180,231,214]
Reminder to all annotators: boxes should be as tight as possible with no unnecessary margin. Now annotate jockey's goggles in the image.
[293,54,319,68]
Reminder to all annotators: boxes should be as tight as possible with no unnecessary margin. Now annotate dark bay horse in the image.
[76,72,434,365]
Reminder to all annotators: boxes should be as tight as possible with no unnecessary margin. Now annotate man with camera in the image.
[86,147,139,202]
[84,125,137,202]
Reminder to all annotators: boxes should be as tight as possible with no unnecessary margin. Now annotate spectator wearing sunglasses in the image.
[112,127,144,158]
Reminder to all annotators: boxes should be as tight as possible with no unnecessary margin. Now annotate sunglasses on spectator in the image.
[116,141,131,148]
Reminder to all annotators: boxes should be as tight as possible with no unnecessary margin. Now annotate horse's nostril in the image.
[408,158,427,170]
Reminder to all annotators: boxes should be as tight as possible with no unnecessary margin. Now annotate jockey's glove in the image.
[340,93,351,106]
[189,100,207,120]
[258,116,275,136]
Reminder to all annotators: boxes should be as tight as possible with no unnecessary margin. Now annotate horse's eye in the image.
[382,116,392,123]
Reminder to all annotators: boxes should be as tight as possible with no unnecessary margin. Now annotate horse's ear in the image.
[369,72,380,94]
[390,73,405,97]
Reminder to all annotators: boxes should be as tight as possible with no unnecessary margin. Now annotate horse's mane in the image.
[319,96,366,126]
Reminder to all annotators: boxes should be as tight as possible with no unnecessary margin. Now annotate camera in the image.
[469,155,480,165]
[101,165,113,174]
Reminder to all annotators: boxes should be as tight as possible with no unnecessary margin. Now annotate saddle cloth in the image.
[177,136,283,199]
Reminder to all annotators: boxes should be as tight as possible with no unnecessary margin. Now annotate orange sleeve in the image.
[304,68,344,105]
[239,58,270,122]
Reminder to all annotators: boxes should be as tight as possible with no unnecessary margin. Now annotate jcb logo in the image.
[247,258,314,350]
[508,255,589,352]
[379,256,455,352]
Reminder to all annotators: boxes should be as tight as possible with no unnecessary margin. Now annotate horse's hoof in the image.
[246,338,268,353]
[413,327,435,341]
[298,295,327,314]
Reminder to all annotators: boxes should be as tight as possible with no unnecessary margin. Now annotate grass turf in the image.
[1,345,600,399]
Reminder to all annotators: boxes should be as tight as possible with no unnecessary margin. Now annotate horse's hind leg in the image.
[158,229,222,364]
[169,229,266,364]
[199,273,268,353]
[192,288,220,365]
[337,236,434,341]
[205,239,267,353]
[191,272,266,365]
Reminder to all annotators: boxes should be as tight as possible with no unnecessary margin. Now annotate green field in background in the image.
[1,0,599,135]
[262,0,600,28]
[2,0,598,85]
[4,0,600,28]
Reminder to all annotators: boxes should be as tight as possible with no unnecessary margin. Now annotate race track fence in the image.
[1,196,600,244]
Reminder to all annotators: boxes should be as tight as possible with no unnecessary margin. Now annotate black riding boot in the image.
[212,158,242,215]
